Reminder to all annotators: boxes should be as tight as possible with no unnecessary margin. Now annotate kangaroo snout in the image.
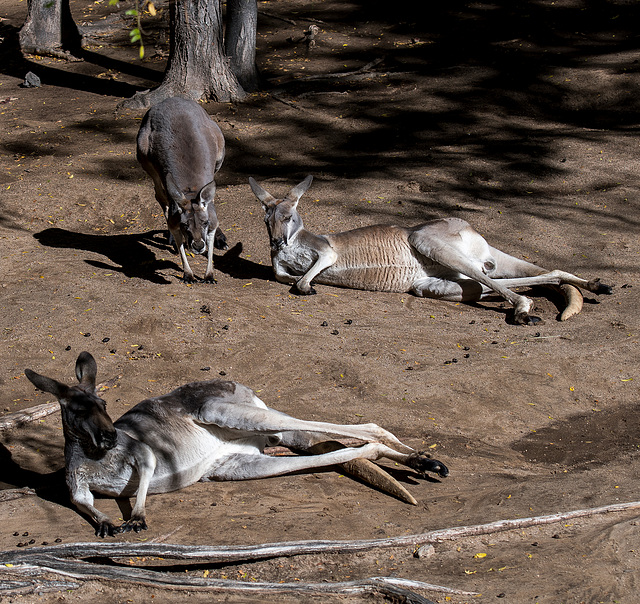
[190,239,207,254]
[99,429,118,451]
[271,237,285,251]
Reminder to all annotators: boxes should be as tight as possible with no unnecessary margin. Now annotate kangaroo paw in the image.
[120,516,148,533]
[96,521,121,538]
[293,282,316,295]
[407,452,449,478]
[214,230,228,250]
[514,311,542,326]
[588,278,613,295]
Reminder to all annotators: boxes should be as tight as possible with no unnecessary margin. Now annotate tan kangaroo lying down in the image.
[250,175,612,325]
[25,352,448,537]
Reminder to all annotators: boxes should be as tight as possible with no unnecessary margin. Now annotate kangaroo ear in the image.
[25,368,68,400]
[75,351,97,390]
[249,177,277,209]
[197,180,216,206]
[166,173,189,210]
[286,175,313,205]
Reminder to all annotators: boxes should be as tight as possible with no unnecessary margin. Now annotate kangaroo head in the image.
[249,175,313,251]
[168,175,217,255]
[25,352,117,456]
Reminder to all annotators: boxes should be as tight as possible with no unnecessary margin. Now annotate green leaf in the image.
[125,9,138,16]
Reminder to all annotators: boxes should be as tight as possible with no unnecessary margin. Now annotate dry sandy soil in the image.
[0,1,639,602]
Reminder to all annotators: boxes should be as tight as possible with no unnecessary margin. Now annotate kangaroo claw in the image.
[407,452,449,478]
[120,517,148,533]
[96,521,121,538]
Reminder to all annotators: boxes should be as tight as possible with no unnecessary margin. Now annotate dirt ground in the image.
[0,0,639,602]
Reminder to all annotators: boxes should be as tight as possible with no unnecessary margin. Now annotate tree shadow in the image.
[34,227,179,284]
[512,402,640,470]
[0,23,157,99]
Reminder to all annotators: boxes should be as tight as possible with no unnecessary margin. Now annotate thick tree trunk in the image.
[19,0,82,59]
[225,0,259,92]
[121,0,245,110]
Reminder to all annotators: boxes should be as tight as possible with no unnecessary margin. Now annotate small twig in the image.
[0,487,37,502]
[258,10,297,25]
[149,525,184,543]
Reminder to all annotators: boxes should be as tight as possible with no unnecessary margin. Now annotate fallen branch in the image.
[0,403,59,431]
[0,487,37,502]
[3,500,635,599]
[291,57,385,82]
[0,577,79,596]
[0,557,474,601]
[2,499,637,567]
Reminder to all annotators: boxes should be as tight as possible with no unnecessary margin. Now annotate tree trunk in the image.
[225,0,259,92]
[121,0,245,110]
[19,0,82,59]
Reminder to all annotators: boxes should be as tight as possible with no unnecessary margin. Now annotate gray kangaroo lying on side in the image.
[250,175,613,325]
[137,96,228,283]
[25,352,448,537]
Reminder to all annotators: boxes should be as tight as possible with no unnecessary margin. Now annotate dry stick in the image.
[0,402,59,431]
[2,557,475,600]
[0,487,37,502]
[3,500,639,568]
[3,500,636,600]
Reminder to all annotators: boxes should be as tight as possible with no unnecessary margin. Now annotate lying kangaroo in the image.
[250,175,612,324]
[137,96,228,283]
[24,352,448,537]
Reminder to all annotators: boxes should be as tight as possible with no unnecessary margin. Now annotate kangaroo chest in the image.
[305,227,431,292]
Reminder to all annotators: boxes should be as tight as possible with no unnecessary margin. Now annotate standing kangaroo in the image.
[250,175,612,325]
[25,353,448,537]
[137,96,227,283]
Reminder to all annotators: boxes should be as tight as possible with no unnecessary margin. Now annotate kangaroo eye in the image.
[283,216,292,222]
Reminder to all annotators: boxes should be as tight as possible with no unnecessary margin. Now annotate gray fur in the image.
[137,96,227,283]
[251,175,612,324]
[25,353,448,537]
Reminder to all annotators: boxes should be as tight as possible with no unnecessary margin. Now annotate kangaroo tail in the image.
[559,284,583,321]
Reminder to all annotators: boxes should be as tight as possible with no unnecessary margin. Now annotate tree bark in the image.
[121,0,245,110]
[225,0,260,92]
[19,0,82,59]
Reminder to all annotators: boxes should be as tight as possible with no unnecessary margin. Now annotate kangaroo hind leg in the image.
[409,220,538,324]
[206,442,447,481]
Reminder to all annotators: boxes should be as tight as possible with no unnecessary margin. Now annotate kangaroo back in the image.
[136,97,227,282]
[137,97,224,200]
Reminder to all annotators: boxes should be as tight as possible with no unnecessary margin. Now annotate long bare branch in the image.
[2,499,639,567]
[1,558,475,600]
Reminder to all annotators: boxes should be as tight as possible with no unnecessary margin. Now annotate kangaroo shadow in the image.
[34,229,274,285]
[213,242,274,282]
[34,228,180,284]
[0,437,72,511]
